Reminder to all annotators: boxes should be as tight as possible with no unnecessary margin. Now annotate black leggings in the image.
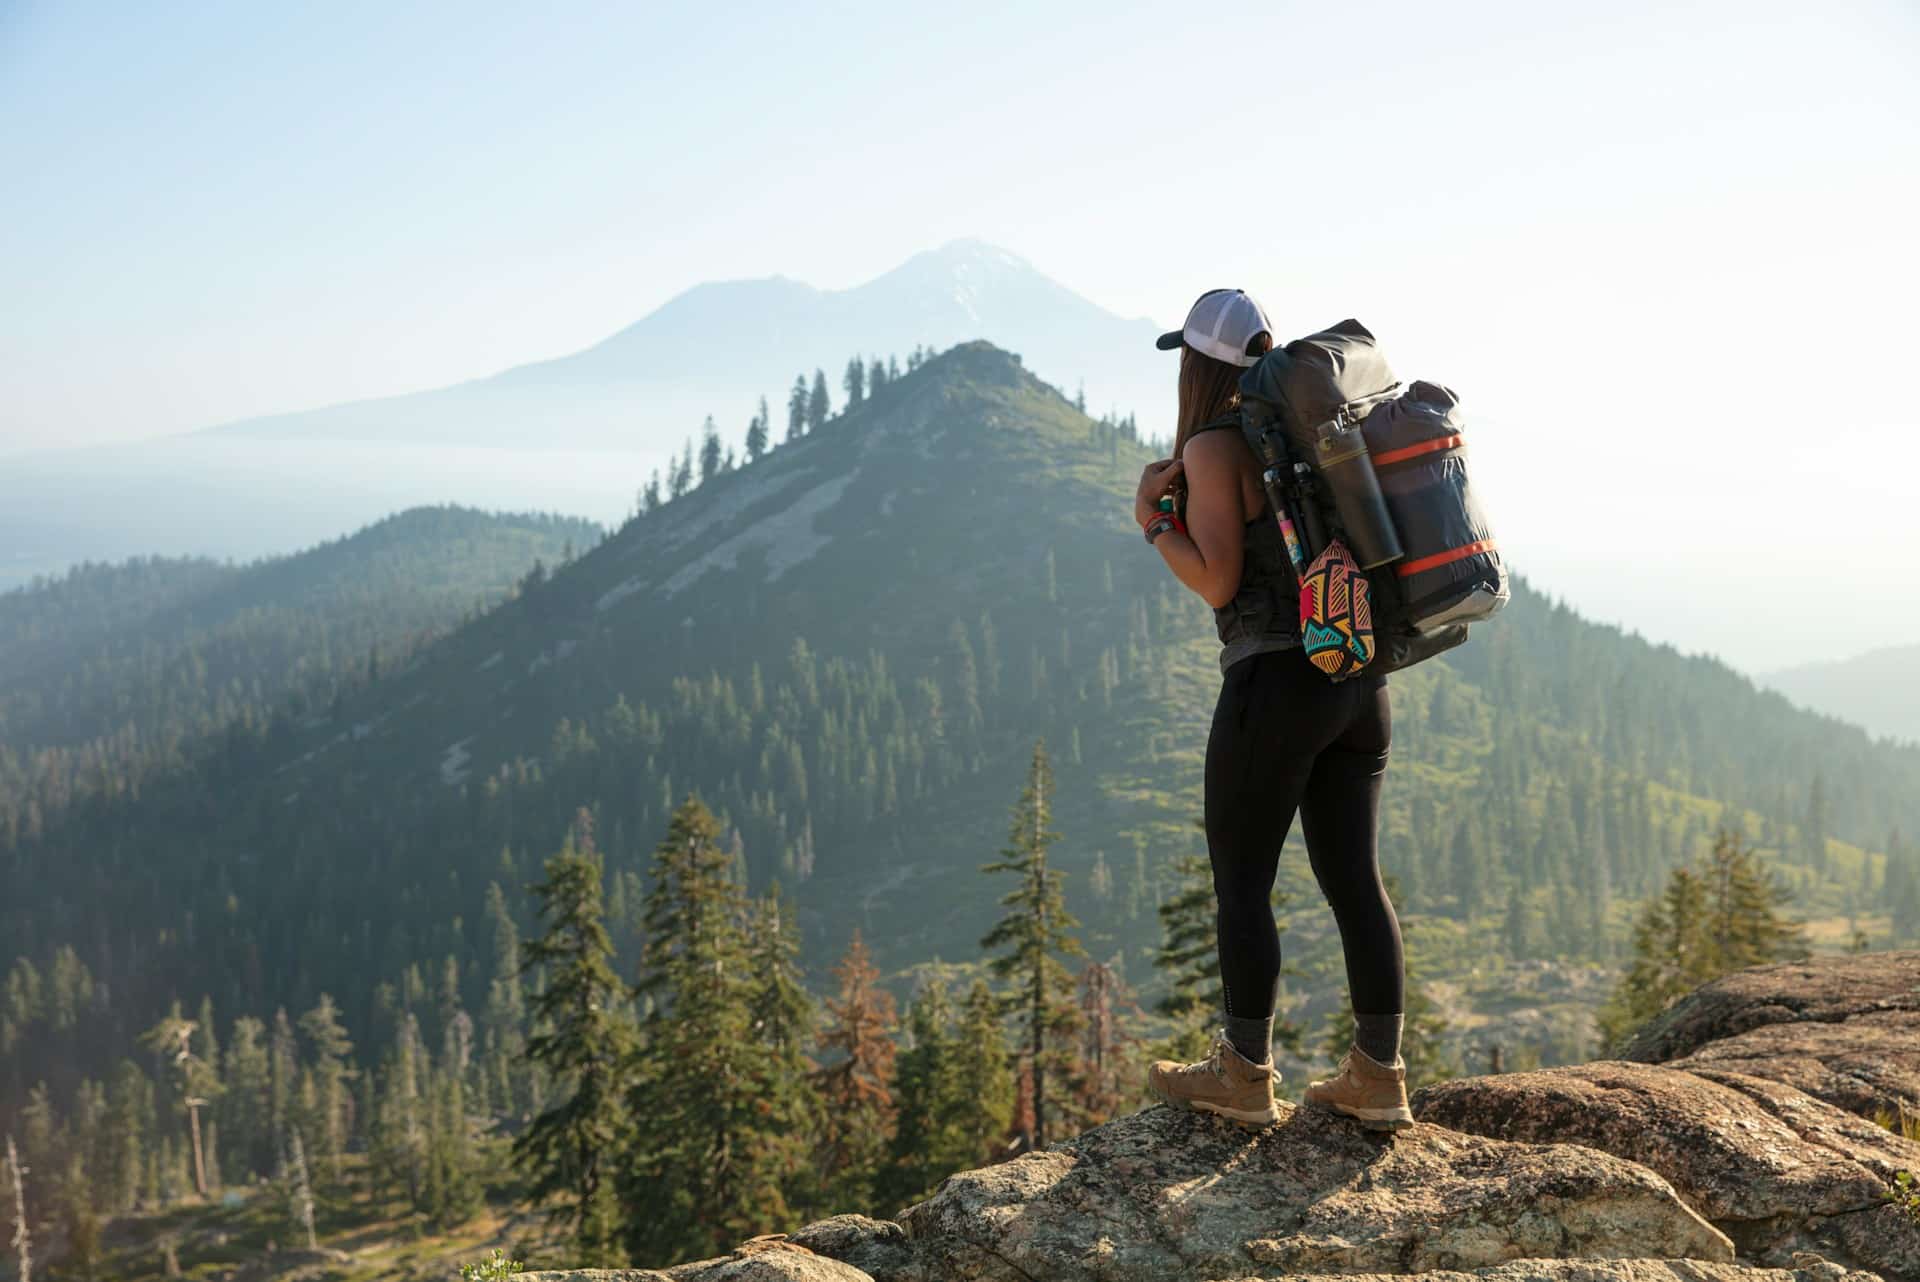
[1205,645,1404,1020]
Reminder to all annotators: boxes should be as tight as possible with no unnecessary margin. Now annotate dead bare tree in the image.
[286,1132,317,1251]
[6,1134,30,1282]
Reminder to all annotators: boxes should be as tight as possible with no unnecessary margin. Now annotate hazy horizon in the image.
[6,1,1917,450]
[5,0,1919,678]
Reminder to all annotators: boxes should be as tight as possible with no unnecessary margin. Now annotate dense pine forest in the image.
[4,340,1919,1278]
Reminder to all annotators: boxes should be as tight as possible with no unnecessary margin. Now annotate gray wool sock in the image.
[1353,1011,1404,1066]
[1223,1012,1274,1065]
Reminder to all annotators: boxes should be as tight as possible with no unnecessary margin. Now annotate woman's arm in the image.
[1135,433,1246,609]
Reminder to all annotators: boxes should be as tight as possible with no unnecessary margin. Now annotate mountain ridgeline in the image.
[4,340,1919,1122]
[0,505,601,848]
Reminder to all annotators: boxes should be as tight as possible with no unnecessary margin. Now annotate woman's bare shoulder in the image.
[1181,429,1251,519]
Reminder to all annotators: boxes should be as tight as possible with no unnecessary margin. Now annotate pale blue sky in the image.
[3,0,1917,454]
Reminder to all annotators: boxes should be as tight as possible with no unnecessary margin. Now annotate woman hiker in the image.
[1136,288,1414,1133]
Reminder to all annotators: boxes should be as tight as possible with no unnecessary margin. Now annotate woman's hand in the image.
[1135,457,1183,526]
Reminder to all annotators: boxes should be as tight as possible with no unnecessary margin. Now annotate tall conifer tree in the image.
[624,794,783,1266]
[741,880,823,1223]
[787,375,809,441]
[514,808,632,1266]
[979,739,1089,1149]
[807,370,830,431]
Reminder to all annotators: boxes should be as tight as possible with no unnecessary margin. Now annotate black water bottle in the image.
[1313,416,1404,569]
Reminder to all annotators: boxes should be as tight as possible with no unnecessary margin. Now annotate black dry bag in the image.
[1236,319,1508,677]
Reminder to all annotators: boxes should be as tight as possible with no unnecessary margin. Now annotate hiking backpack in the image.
[1234,318,1509,677]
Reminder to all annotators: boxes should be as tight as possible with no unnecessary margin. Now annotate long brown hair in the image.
[1169,331,1272,514]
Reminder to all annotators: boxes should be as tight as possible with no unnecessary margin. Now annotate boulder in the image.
[1410,1061,1920,1278]
[1663,1012,1920,1123]
[888,1099,1732,1281]
[783,1217,918,1281]
[1617,952,1920,1073]
[511,1232,874,1281]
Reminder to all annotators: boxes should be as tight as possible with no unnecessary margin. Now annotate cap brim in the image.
[1155,330,1184,351]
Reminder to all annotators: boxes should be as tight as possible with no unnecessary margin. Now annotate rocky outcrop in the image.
[1617,952,1920,1123]
[892,1100,1731,1279]
[1660,1013,1920,1124]
[1411,1061,1920,1278]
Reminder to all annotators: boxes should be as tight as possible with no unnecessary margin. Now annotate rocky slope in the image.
[513,952,1920,1282]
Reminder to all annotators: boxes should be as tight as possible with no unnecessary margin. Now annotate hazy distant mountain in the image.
[201,239,1168,452]
[0,241,1164,592]
[1760,643,1920,744]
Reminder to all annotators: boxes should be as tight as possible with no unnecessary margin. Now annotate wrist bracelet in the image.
[1144,514,1178,544]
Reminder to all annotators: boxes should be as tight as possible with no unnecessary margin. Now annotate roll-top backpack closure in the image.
[1232,323,1509,677]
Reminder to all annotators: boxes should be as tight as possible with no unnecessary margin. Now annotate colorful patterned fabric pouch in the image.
[1298,538,1376,679]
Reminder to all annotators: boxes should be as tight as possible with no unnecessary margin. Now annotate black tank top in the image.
[1187,419,1302,676]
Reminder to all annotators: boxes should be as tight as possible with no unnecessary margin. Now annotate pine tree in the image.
[1885,829,1919,943]
[807,370,830,432]
[1153,846,1220,1060]
[624,794,782,1266]
[104,1060,151,1213]
[787,375,809,442]
[979,739,1089,1149]
[1699,826,1810,971]
[372,1011,429,1208]
[1597,827,1807,1050]
[669,437,694,498]
[482,881,527,1119]
[698,416,723,485]
[221,1016,271,1182]
[843,356,866,408]
[514,808,633,1267]
[746,395,771,461]
[423,1061,483,1229]
[811,929,898,1217]
[59,1151,97,1282]
[1450,817,1484,918]
[1502,884,1541,960]
[296,995,354,1189]
[1804,773,1831,876]
[878,978,965,1211]
[741,880,823,1223]
[949,980,1015,1165]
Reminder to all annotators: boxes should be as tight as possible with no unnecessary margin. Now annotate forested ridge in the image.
[0,505,600,846]
[4,341,1920,1276]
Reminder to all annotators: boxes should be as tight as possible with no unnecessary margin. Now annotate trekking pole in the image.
[1250,417,1318,586]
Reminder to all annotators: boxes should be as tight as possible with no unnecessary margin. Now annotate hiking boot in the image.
[1145,1027,1279,1129]
[1301,1041,1414,1132]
